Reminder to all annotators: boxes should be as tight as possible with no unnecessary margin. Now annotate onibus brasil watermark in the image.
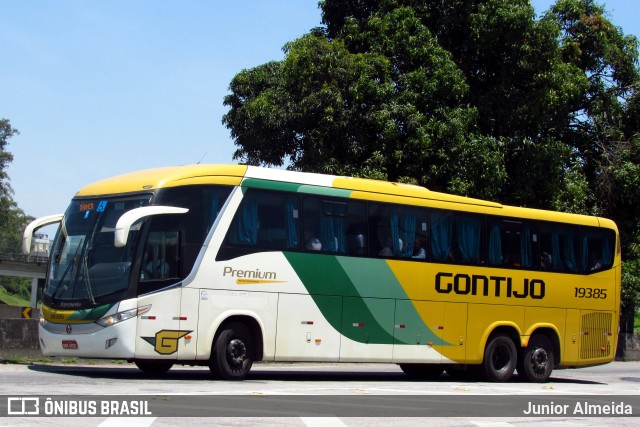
[6,397,151,416]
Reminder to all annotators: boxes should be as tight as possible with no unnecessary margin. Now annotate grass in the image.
[0,288,30,306]
[4,355,55,364]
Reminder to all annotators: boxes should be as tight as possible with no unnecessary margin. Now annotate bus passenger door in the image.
[340,297,394,362]
[275,294,342,361]
[393,300,444,363]
[135,287,182,360]
[135,230,184,360]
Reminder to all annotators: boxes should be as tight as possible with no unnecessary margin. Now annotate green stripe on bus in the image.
[67,304,114,321]
[336,257,446,345]
[241,178,352,198]
[284,252,394,344]
[284,252,446,345]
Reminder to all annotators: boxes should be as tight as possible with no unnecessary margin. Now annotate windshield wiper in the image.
[51,241,83,302]
[81,253,97,306]
[80,217,103,307]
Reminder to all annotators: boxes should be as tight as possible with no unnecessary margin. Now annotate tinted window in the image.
[539,223,581,273]
[431,210,484,264]
[488,218,538,269]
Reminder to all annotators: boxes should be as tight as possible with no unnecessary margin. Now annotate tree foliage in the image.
[0,119,32,254]
[223,0,640,301]
[0,119,18,198]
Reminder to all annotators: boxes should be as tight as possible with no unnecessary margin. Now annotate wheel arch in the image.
[523,326,561,368]
[478,323,522,360]
[212,314,264,362]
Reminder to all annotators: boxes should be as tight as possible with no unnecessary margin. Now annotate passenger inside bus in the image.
[589,252,603,271]
[412,238,426,259]
[304,230,322,251]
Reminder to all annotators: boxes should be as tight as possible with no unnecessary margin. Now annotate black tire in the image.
[134,360,173,375]
[482,334,517,382]
[517,334,554,383]
[209,322,254,381]
[399,363,444,379]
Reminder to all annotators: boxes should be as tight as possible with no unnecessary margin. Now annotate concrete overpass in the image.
[0,254,47,308]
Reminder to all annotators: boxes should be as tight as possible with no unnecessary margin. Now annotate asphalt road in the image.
[1,361,639,426]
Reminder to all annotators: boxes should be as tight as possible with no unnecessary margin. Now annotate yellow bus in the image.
[24,164,620,382]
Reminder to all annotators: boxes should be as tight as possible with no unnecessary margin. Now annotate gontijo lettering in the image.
[435,272,545,299]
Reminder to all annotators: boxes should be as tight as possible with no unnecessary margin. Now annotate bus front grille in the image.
[580,312,613,360]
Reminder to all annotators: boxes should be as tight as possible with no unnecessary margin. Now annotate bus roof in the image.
[75,164,499,207]
[75,164,249,196]
[74,164,614,229]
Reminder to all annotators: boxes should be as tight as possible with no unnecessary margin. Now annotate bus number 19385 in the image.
[574,287,607,299]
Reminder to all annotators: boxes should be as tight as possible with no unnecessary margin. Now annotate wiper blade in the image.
[52,241,83,301]
[82,253,97,306]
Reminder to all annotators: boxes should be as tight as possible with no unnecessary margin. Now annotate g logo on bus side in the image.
[142,330,191,355]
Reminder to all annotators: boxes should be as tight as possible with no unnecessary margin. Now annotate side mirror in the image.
[114,206,188,247]
[23,214,64,255]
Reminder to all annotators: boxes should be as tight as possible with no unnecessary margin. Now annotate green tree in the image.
[0,119,32,253]
[224,7,507,198]
[0,119,18,198]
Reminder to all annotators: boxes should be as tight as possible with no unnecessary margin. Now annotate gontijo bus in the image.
[23,164,620,382]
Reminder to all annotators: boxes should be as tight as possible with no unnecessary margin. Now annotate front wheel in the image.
[209,322,254,380]
[518,335,554,383]
[482,334,517,382]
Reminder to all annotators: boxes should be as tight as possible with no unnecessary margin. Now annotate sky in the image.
[2,1,639,227]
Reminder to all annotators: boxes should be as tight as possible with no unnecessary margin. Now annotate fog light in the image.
[105,338,117,349]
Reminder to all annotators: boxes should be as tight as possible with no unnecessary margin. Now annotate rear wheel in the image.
[518,335,554,383]
[134,360,173,376]
[399,364,444,379]
[481,334,517,382]
[209,322,254,380]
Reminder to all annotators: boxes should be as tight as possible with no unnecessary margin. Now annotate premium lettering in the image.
[223,266,277,280]
[435,272,545,300]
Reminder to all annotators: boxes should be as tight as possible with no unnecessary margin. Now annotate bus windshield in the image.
[44,196,151,309]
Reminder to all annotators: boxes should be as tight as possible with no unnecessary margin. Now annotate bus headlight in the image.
[96,305,151,327]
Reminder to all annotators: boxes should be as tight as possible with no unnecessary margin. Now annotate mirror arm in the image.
[114,206,188,247]
[23,214,64,255]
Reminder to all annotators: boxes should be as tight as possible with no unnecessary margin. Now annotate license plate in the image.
[62,340,78,350]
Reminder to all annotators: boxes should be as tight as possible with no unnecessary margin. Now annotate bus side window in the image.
[227,190,300,250]
[455,213,484,265]
[140,231,179,281]
[583,228,615,273]
[431,210,454,262]
[302,197,324,251]
[488,218,536,269]
[369,203,416,259]
[345,201,367,256]
[302,197,350,253]
[412,217,429,260]
[539,223,580,272]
